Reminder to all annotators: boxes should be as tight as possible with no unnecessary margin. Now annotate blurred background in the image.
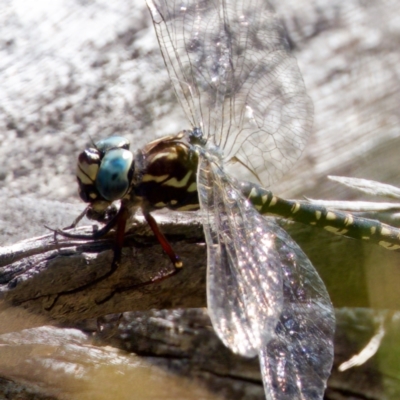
[0,0,400,399]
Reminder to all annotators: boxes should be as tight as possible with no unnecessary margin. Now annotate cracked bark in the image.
[1,208,400,334]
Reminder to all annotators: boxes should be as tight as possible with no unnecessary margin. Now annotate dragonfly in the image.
[56,1,400,399]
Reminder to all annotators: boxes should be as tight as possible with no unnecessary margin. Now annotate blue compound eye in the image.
[95,136,130,153]
[96,148,134,201]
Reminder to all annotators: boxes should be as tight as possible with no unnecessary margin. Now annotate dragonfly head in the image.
[76,136,135,210]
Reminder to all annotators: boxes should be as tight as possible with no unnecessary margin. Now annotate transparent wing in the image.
[259,231,335,400]
[146,0,313,186]
[197,154,284,356]
[197,155,335,398]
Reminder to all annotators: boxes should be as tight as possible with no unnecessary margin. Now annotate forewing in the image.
[197,155,284,357]
[146,0,313,186]
[259,227,335,400]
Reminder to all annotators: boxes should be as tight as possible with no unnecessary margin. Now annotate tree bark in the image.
[1,209,400,334]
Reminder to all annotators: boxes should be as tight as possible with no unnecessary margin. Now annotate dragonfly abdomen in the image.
[240,181,400,250]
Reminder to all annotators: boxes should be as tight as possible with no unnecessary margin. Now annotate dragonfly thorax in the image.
[134,131,200,211]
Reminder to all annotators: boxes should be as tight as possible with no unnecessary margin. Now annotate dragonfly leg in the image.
[94,209,183,305]
[96,208,185,304]
[62,206,90,230]
[46,207,120,240]
[143,209,183,269]
[112,203,130,267]
[47,205,183,308]
[45,205,130,310]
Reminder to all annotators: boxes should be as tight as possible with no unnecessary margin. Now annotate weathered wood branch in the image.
[0,213,207,329]
[1,209,400,334]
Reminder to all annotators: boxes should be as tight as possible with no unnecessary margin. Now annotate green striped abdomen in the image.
[239,181,400,251]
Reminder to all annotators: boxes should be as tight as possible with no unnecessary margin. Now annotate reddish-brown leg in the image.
[143,209,182,269]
